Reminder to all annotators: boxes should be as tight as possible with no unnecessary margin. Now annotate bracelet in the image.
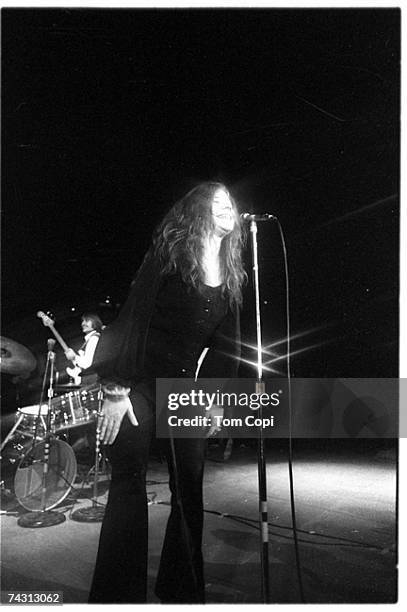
[102,384,131,402]
[104,392,129,403]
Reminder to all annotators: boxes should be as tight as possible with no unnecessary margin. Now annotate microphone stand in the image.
[18,341,66,527]
[71,385,105,522]
[249,219,270,603]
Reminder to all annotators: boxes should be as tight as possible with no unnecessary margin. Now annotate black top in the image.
[144,274,228,378]
[93,250,241,389]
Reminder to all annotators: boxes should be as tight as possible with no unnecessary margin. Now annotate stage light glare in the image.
[264,337,340,366]
[238,355,283,375]
[262,324,333,353]
[240,339,279,358]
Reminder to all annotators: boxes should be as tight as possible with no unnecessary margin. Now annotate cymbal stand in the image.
[71,386,105,522]
[18,340,66,527]
[0,414,26,453]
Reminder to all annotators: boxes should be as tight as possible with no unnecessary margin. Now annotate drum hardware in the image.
[1,384,99,454]
[71,386,106,522]
[1,384,100,517]
[0,410,42,454]
[55,383,82,390]
[1,331,104,524]
[0,479,17,515]
[18,339,69,528]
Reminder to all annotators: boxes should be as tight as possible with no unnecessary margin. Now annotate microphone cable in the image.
[275,218,306,603]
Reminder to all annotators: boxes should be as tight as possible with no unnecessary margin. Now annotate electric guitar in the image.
[37,311,82,385]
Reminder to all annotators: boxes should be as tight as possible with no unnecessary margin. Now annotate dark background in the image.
[1,7,400,401]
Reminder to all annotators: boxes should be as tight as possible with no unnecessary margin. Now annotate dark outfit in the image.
[89,252,240,603]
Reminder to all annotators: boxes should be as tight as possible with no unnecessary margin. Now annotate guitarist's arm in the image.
[64,348,77,362]
[66,335,100,370]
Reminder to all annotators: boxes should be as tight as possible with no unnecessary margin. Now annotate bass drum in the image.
[14,438,77,511]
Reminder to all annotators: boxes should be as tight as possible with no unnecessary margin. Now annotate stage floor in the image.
[0,440,397,604]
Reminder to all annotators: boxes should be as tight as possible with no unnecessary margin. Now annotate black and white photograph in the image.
[0,3,400,605]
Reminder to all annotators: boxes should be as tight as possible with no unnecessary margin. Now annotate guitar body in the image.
[66,365,82,386]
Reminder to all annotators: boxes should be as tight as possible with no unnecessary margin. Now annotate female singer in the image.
[89,181,246,603]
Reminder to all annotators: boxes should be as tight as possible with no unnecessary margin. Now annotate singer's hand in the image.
[100,396,138,445]
[205,405,224,438]
[64,348,76,362]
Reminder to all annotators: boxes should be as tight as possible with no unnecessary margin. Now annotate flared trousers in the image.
[88,391,206,603]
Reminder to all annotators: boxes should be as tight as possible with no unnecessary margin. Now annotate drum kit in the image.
[1,336,107,526]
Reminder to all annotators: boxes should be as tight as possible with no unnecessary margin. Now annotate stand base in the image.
[18,510,66,528]
[71,505,105,522]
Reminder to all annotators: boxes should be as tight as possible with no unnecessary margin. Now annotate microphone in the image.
[240,212,277,222]
[47,338,56,352]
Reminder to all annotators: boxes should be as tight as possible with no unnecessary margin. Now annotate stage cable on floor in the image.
[153,501,392,551]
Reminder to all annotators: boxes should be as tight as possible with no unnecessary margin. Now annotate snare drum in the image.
[16,404,49,438]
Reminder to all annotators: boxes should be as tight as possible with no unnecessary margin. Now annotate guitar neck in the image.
[49,327,70,353]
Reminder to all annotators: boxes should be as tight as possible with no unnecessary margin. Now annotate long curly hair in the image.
[152,181,246,305]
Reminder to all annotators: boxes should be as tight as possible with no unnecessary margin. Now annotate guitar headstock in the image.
[37,310,55,328]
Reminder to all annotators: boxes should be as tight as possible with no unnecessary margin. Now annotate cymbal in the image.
[0,336,37,375]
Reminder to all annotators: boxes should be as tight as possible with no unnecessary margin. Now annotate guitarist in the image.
[64,313,103,384]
